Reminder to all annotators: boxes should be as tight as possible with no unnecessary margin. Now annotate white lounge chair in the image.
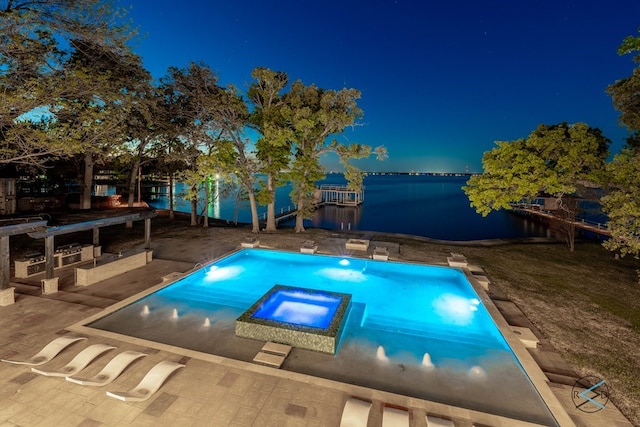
[66,350,147,386]
[1,336,87,366]
[340,397,372,427]
[31,344,116,377]
[106,360,185,402]
[382,405,410,427]
[426,414,455,426]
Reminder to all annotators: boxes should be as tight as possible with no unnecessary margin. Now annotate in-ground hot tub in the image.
[235,284,352,354]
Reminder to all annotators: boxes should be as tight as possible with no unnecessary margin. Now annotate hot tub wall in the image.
[236,299,352,354]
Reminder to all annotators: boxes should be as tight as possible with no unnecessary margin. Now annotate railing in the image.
[258,205,297,222]
[509,203,610,235]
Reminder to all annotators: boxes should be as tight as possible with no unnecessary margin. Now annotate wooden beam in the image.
[44,235,55,279]
[144,218,151,249]
[27,211,157,238]
[0,221,48,237]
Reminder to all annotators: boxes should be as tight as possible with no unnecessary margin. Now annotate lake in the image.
[146,174,549,241]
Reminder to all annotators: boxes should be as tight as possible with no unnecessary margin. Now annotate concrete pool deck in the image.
[0,230,633,427]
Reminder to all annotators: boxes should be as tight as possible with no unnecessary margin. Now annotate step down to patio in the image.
[253,341,292,368]
[253,351,285,368]
[261,341,292,357]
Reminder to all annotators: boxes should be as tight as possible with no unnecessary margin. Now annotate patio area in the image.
[0,225,633,426]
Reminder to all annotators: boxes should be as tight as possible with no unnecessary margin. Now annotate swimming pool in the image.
[86,249,558,426]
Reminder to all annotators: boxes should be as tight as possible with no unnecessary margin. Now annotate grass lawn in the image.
[458,241,640,426]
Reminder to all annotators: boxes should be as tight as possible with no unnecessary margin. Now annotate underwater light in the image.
[339,259,350,266]
[205,265,244,281]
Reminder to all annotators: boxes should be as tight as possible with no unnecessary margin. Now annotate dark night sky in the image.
[128,0,640,172]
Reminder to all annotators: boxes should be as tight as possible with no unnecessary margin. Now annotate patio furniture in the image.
[1,336,86,366]
[66,350,147,386]
[31,344,116,377]
[382,405,410,427]
[340,397,372,427]
[106,360,185,402]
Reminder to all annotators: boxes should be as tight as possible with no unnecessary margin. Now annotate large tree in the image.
[248,68,292,232]
[284,81,387,232]
[0,0,136,169]
[159,62,238,226]
[57,39,150,209]
[208,85,261,232]
[604,28,640,258]
[463,123,610,251]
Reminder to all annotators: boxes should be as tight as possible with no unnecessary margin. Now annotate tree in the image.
[56,39,150,209]
[463,123,610,251]
[208,85,261,232]
[284,81,386,232]
[0,0,136,169]
[603,28,640,258]
[601,147,640,258]
[159,62,240,226]
[248,68,292,232]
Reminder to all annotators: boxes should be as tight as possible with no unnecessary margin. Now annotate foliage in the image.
[0,0,137,169]
[463,123,609,251]
[601,28,640,259]
[601,148,640,258]
[247,67,292,231]
[463,122,609,217]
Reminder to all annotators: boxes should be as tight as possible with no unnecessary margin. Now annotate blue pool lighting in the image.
[86,248,558,426]
[251,289,341,329]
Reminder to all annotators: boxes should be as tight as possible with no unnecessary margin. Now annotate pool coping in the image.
[67,248,575,427]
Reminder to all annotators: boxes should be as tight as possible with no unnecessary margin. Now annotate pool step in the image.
[165,287,260,309]
[362,314,491,347]
[252,341,292,368]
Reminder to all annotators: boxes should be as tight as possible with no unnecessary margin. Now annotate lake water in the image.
[146,174,549,241]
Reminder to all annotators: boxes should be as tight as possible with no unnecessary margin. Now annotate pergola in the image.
[0,211,157,289]
[0,219,48,290]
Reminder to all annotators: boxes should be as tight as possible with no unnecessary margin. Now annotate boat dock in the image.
[257,185,365,225]
[317,185,363,206]
[509,204,611,237]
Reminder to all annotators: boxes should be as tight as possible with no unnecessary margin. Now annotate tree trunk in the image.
[80,151,94,210]
[168,173,175,220]
[247,187,260,233]
[190,184,198,226]
[295,198,305,232]
[264,173,277,231]
[127,160,139,208]
[203,176,210,228]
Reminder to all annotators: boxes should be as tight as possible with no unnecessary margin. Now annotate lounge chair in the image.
[106,360,185,402]
[1,336,87,366]
[426,414,455,426]
[340,397,372,427]
[31,344,116,377]
[66,350,147,386]
[382,405,410,427]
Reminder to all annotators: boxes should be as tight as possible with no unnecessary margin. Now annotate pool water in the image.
[251,288,342,328]
[88,249,558,426]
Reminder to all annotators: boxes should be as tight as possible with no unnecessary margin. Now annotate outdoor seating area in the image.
[1,335,184,403]
[0,228,633,426]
